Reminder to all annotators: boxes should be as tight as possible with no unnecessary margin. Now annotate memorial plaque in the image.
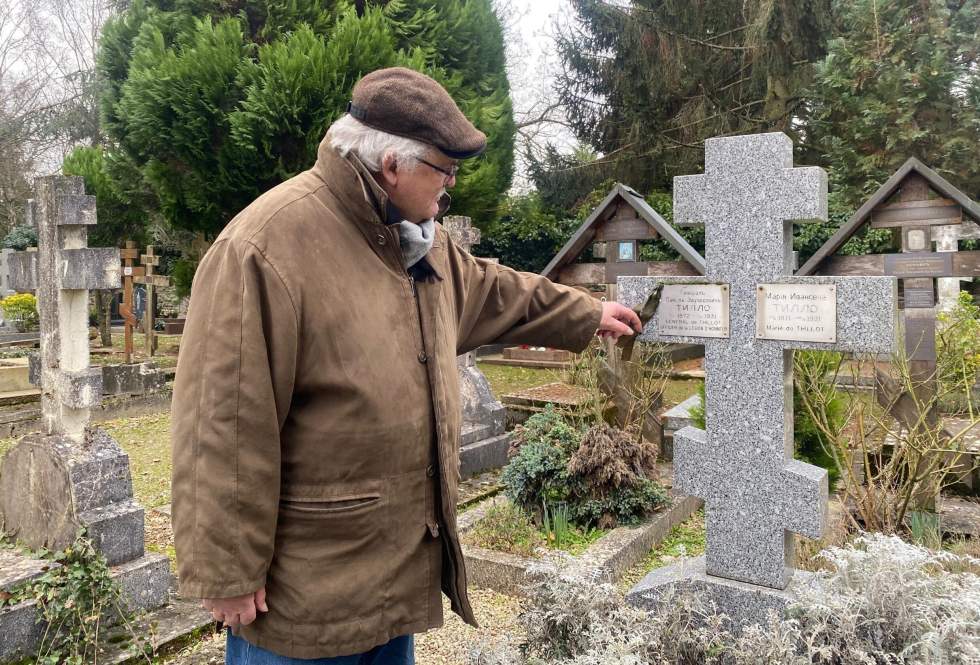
[883,252,953,278]
[756,283,837,343]
[658,283,730,338]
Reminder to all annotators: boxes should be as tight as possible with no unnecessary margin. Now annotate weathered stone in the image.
[102,362,167,396]
[6,250,37,293]
[619,133,897,592]
[0,598,45,662]
[78,499,145,566]
[52,193,96,226]
[0,553,174,662]
[60,248,122,290]
[27,352,39,387]
[445,215,512,479]
[57,368,102,409]
[0,248,16,297]
[0,430,137,558]
[0,550,60,592]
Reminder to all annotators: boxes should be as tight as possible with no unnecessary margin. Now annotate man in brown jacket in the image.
[171,67,642,664]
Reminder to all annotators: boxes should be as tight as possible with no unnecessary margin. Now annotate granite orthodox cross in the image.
[7,176,121,442]
[619,133,897,589]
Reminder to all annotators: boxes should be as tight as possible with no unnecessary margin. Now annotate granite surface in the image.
[626,555,817,633]
[618,133,897,589]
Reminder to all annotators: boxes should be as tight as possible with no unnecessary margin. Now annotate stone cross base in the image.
[0,429,144,565]
[0,551,171,662]
[625,556,816,634]
[457,357,510,478]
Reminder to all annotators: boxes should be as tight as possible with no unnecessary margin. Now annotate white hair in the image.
[328,114,429,172]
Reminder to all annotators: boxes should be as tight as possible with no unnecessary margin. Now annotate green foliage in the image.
[169,257,199,301]
[1,293,39,332]
[793,351,846,488]
[464,501,543,557]
[907,511,943,551]
[99,0,514,240]
[0,534,150,664]
[689,381,706,430]
[502,407,668,530]
[62,145,150,248]
[806,0,980,212]
[555,0,833,192]
[2,224,37,250]
[937,291,980,414]
[477,193,580,272]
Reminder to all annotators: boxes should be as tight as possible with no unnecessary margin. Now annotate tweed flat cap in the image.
[348,67,486,160]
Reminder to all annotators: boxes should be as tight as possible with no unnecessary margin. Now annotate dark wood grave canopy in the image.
[541,183,705,288]
[798,158,980,279]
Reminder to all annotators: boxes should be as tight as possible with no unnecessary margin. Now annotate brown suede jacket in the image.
[170,135,602,659]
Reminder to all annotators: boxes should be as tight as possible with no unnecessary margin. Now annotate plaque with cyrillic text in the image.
[756,283,837,343]
[657,284,730,338]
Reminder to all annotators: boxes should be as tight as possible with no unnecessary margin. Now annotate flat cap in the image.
[348,67,486,160]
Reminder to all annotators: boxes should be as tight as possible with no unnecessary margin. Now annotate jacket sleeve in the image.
[447,236,603,356]
[170,238,298,599]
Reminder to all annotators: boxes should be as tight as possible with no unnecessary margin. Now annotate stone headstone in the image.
[0,176,170,660]
[620,133,897,628]
[444,215,509,476]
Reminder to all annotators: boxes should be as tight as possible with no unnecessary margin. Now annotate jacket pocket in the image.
[279,495,380,514]
[267,483,386,626]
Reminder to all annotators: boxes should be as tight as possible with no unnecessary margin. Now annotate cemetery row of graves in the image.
[0,134,977,663]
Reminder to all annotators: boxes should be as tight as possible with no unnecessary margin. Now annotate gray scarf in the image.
[394,217,436,269]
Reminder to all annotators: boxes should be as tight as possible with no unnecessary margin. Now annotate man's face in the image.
[382,150,458,223]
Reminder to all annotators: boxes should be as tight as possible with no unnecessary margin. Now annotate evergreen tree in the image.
[555,0,832,191]
[98,0,514,238]
[805,0,980,211]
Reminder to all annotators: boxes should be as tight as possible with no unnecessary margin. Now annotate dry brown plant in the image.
[795,341,978,536]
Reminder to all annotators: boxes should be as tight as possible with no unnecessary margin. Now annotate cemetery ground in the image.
[5,357,975,663]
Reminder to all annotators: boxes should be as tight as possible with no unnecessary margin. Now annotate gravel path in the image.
[158,589,521,664]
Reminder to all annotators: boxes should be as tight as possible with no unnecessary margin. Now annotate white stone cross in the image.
[619,133,896,589]
[8,176,121,442]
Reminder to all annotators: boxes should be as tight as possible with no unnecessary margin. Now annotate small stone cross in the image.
[7,176,121,442]
[444,216,481,253]
[619,134,896,589]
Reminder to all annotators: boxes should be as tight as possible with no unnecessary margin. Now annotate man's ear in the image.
[379,153,399,188]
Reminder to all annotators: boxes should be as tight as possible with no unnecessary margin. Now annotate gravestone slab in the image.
[444,215,510,477]
[620,133,896,628]
[0,176,172,661]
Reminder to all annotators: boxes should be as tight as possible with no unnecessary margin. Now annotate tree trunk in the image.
[95,289,112,347]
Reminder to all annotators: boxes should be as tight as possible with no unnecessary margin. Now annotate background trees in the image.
[98,0,515,240]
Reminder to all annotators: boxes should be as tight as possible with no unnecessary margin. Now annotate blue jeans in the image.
[225,629,414,664]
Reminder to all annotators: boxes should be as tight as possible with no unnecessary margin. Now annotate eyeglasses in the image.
[416,157,459,182]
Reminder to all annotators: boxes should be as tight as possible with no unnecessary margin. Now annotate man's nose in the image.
[446,174,456,188]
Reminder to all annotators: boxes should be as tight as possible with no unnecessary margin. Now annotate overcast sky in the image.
[501,0,578,188]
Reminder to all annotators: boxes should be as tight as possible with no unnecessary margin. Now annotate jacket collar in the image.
[312,133,443,281]
[313,133,388,228]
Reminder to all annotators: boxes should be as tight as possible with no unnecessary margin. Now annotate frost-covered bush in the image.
[469,534,980,665]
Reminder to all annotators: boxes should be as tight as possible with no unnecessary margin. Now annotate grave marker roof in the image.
[799,158,980,276]
[542,183,706,281]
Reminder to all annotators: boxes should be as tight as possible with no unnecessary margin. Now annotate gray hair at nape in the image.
[328,114,429,172]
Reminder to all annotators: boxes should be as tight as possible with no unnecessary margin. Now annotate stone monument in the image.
[0,176,171,660]
[443,216,510,477]
[620,134,897,626]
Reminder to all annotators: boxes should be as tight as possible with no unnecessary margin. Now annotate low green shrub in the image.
[502,407,668,530]
[464,501,543,558]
